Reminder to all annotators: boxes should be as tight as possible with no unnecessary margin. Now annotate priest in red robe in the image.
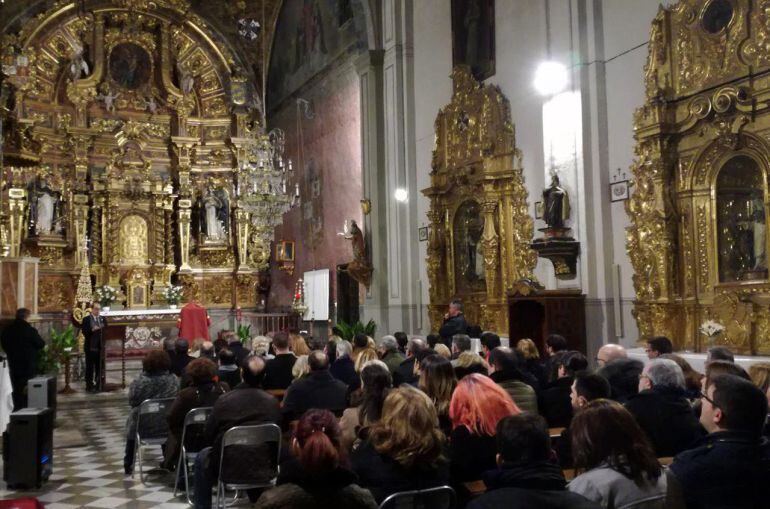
[177,301,211,344]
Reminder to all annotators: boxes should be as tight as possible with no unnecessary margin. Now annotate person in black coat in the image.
[438,299,468,346]
[282,351,348,421]
[81,303,108,392]
[0,308,45,409]
[625,358,705,457]
[170,339,193,377]
[227,337,249,366]
[263,331,296,390]
[468,414,600,509]
[670,374,770,509]
[216,348,242,389]
[392,338,426,387]
[538,351,587,428]
[597,357,643,403]
[329,341,357,387]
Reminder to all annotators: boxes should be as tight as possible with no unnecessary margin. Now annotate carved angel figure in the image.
[69,45,90,81]
[97,84,120,113]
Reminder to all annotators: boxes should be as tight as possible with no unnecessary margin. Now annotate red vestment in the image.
[177,302,211,343]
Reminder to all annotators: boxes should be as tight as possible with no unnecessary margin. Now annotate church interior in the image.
[0,0,769,508]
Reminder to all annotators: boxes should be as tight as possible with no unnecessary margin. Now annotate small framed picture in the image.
[534,201,543,219]
[610,180,630,202]
[418,226,429,242]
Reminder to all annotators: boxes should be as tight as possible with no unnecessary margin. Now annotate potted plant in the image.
[94,285,117,311]
[334,319,377,342]
[38,325,77,376]
[237,324,252,345]
[163,285,184,309]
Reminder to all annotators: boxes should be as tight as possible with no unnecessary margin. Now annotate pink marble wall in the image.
[267,68,363,313]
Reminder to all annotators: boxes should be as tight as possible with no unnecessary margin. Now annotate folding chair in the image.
[173,407,213,504]
[215,423,282,509]
[378,486,457,509]
[134,398,175,484]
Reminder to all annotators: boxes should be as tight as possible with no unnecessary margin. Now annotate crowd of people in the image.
[122,313,770,509]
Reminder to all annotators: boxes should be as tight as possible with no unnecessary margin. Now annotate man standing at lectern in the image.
[82,303,107,392]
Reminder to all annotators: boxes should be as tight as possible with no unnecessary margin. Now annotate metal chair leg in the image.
[173,448,183,498]
[184,453,194,505]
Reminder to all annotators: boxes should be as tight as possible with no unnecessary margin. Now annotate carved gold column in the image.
[7,184,26,258]
[68,130,93,265]
[172,137,197,273]
[235,209,251,271]
[480,200,500,328]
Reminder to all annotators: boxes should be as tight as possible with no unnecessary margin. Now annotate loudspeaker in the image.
[27,376,56,421]
[3,408,54,489]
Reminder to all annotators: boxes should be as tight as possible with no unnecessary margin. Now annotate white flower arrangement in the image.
[94,285,117,307]
[699,320,725,338]
[163,285,184,305]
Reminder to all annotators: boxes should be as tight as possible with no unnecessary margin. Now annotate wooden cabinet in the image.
[508,287,586,356]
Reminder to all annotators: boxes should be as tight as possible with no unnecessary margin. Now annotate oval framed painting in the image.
[109,43,152,90]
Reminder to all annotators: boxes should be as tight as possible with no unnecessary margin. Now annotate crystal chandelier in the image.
[237,127,299,250]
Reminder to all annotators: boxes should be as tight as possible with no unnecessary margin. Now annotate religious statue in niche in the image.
[531,172,580,278]
[453,200,486,293]
[27,177,63,237]
[176,61,194,95]
[543,173,571,232]
[338,219,373,289]
[198,188,229,243]
[69,44,90,81]
[451,0,495,80]
[109,43,151,90]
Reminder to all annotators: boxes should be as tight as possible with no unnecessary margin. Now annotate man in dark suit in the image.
[1,308,45,409]
[438,299,468,346]
[282,351,348,421]
[81,303,107,392]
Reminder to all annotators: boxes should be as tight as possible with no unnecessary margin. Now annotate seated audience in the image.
[703,359,750,387]
[543,334,568,380]
[325,338,339,365]
[193,356,281,509]
[598,357,644,403]
[124,350,178,474]
[488,347,538,414]
[626,358,705,457]
[351,386,449,503]
[352,333,370,363]
[251,336,272,358]
[451,333,472,363]
[645,336,673,359]
[292,354,309,381]
[348,347,379,395]
[227,335,249,366]
[661,353,703,400]
[454,351,489,380]
[289,332,311,356]
[479,332,501,361]
[539,351,587,427]
[213,337,228,355]
[417,354,456,434]
[339,360,392,452]
[170,339,193,377]
[255,409,377,509]
[554,372,611,467]
[217,348,242,389]
[670,374,770,509]
[377,335,405,374]
[748,361,770,395]
[569,399,667,508]
[426,333,442,349]
[594,343,627,367]
[707,346,734,364]
[439,299,468,346]
[516,338,547,386]
[330,340,357,387]
[164,358,229,470]
[434,343,452,360]
[394,331,409,354]
[263,331,296,390]
[467,414,600,509]
[189,338,205,358]
[392,338,425,386]
[449,373,520,483]
[199,341,216,360]
[283,351,348,421]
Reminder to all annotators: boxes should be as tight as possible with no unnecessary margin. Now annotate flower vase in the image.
[103,306,111,313]
[170,304,178,310]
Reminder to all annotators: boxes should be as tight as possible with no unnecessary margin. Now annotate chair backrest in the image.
[378,486,456,509]
[136,398,175,440]
[218,423,281,485]
[181,407,213,453]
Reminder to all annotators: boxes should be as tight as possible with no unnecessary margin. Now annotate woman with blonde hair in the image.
[517,338,546,385]
[434,343,451,359]
[348,348,380,395]
[289,333,311,356]
[351,386,449,504]
[453,351,489,379]
[418,354,456,434]
[291,355,309,381]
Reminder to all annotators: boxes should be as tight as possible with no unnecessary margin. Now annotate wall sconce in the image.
[360,198,371,215]
[276,240,295,275]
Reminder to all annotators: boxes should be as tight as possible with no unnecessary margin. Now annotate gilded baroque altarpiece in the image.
[0,0,269,312]
[423,67,537,335]
[629,0,770,354]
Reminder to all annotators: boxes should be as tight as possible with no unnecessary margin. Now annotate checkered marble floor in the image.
[0,403,189,508]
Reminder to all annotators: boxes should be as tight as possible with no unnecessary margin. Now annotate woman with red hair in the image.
[449,373,520,483]
[255,409,376,509]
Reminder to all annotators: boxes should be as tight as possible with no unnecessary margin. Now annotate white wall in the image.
[411,0,666,352]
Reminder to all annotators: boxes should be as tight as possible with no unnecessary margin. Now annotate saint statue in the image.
[36,192,55,235]
[69,45,90,81]
[338,219,373,288]
[177,61,194,95]
[543,173,571,229]
[28,178,61,236]
[200,190,228,241]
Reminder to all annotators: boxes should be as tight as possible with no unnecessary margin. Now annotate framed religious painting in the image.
[451,0,495,80]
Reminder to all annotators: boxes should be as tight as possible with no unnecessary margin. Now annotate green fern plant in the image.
[334,319,377,342]
[237,324,252,344]
[37,325,77,374]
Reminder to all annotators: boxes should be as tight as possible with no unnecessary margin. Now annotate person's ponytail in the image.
[294,409,342,476]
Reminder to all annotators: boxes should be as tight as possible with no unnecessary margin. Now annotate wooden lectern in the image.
[507,281,586,356]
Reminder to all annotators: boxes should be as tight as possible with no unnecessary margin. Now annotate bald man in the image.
[596,344,627,367]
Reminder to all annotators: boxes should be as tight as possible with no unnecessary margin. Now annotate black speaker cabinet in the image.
[3,408,54,489]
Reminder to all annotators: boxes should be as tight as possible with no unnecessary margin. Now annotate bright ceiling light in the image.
[533,61,569,96]
[394,188,408,202]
